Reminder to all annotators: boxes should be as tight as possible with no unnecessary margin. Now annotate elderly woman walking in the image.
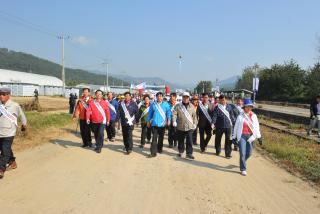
[232,98,262,176]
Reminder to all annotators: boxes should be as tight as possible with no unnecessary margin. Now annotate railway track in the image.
[258,116,320,143]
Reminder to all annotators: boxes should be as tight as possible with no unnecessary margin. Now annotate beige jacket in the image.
[173,102,198,131]
[0,99,27,137]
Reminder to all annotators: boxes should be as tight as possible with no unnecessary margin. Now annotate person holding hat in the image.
[118,92,139,154]
[173,92,198,159]
[232,98,262,176]
[211,95,235,158]
[136,94,152,148]
[0,87,27,179]
[147,91,171,157]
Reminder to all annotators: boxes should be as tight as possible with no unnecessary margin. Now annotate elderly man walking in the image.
[0,87,27,179]
[173,92,198,160]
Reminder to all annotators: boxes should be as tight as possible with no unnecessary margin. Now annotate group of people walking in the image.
[72,87,263,176]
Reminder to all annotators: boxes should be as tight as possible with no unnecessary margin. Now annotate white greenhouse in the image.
[0,69,79,97]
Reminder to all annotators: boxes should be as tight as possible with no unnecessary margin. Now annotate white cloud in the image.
[204,56,214,63]
[71,36,94,45]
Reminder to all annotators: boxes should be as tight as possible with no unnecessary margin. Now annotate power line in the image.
[0,10,59,38]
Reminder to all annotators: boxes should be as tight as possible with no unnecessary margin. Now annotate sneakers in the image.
[241,171,247,176]
[148,153,157,158]
[6,161,17,171]
[186,154,195,160]
[96,149,102,153]
[177,153,182,158]
[226,155,232,159]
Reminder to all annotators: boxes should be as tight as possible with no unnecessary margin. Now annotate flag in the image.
[135,82,146,90]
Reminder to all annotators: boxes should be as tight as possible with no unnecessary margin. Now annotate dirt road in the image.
[0,128,319,214]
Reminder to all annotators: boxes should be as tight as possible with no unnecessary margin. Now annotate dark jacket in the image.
[310,101,320,117]
[118,100,139,127]
[197,102,214,128]
[212,104,235,129]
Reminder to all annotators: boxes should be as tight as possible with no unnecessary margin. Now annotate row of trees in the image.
[194,81,213,94]
[235,60,320,103]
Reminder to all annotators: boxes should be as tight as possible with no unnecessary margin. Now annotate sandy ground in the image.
[0,126,319,214]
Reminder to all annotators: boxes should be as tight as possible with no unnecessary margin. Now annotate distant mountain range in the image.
[217,75,239,90]
[0,47,238,90]
[0,48,128,86]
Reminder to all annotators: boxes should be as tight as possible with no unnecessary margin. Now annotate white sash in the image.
[0,104,17,126]
[242,112,258,137]
[218,104,232,126]
[121,101,135,126]
[179,103,195,129]
[94,100,106,124]
[199,101,212,123]
[140,106,149,119]
[106,100,116,113]
[155,102,166,126]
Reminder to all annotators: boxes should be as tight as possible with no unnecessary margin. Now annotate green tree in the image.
[195,81,213,94]
[235,65,258,90]
[305,63,320,99]
[258,60,306,101]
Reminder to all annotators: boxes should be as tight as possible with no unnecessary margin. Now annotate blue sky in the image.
[0,0,319,86]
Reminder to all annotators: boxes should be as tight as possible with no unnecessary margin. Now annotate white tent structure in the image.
[0,69,79,96]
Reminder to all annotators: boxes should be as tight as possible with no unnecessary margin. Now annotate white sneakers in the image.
[241,171,247,176]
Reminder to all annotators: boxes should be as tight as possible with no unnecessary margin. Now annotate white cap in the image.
[182,92,190,97]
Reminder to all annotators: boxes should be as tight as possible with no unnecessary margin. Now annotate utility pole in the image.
[58,35,69,96]
[253,63,259,104]
[202,82,205,93]
[102,60,110,91]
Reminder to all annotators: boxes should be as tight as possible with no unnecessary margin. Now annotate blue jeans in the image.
[239,135,253,171]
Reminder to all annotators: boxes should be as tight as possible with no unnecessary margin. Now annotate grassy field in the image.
[259,127,320,184]
[13,111,74,151]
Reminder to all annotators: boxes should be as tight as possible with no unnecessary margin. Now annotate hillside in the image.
[0,48,128,86]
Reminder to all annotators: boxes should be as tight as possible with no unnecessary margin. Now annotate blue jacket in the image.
[147,101,172,127]
[108,99,119,122]
[212,104,235,129]
[118,100,139,127]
